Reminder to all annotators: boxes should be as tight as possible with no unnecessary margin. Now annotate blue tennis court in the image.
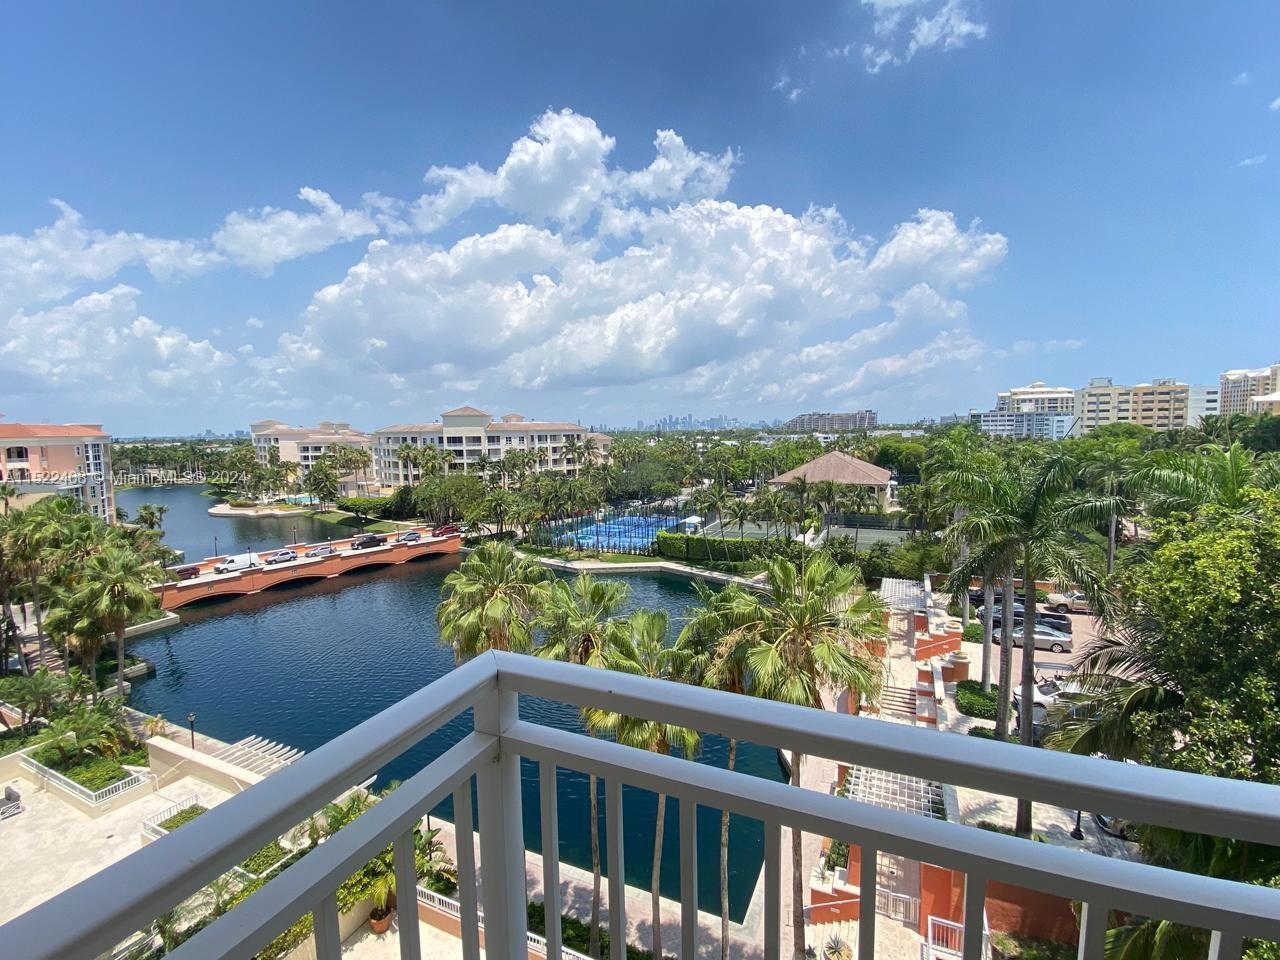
[556,514,680,551]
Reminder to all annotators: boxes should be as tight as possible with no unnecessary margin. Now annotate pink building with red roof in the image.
[0,422,115,521]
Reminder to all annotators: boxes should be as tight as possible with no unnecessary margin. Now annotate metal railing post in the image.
[474,688,527,959]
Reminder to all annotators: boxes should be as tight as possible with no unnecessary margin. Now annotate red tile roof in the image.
[0,423,108,439]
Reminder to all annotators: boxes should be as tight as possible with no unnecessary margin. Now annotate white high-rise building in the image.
[995,382,1076,415]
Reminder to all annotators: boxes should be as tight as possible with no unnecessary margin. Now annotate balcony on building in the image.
[1,653,1278,960]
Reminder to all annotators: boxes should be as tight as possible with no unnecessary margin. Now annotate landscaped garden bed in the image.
[955,679,999,720]
[29,745,132,791]
[0,728,41,757]
[158,803,208,832]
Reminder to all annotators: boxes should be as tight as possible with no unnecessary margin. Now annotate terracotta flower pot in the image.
[369,908,393,935]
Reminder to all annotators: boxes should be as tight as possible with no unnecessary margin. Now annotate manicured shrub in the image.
[825,838,850,871]
[241,839,290,877]
[159,804,208,831]
[962,623,984,644]
[955,679,998,720]
[967,726,996,739]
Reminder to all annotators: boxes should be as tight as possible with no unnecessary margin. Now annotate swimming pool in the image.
[557,513,680,550]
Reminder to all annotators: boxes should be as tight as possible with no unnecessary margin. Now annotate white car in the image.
[1010,623,1073,654]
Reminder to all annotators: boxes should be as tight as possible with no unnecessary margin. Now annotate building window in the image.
[4,446,28,460]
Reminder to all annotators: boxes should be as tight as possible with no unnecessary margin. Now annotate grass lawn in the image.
[303,510,399,534]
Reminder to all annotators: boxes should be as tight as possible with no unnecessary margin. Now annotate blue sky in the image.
[1,1,1276,435]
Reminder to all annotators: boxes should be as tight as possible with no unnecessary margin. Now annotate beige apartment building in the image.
[995,382,1076,415]
[373,407,610,487]
[1249,391,1280,415]
[0,422,115,521]
[1074,378,1219,434]
[249,420,372,475]
[1219,362,1280,416]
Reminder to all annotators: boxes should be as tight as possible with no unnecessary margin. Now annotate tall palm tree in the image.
[586,609,700,960]
[437,542,550,661]
[44,589,106,703]
[0,481,16,515]
[1142,442,1280,517]
[725,498,754,541]
[947,451,1109,835]
[535,572,630,959]
[839,485,876,551]
[724,555,886,960]
[6,508,53,661]
[1077,439,1145,575]
[680,582,755,960]
[75,545,158,699]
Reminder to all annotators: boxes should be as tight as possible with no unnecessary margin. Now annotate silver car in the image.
[1010,623,1073,654]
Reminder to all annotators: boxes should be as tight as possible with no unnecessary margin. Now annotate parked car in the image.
[395,531,422,543]
[431,523,461,537]
[213,552,260,574]
[304,544,337,558]
[975,601,1026,620]
[350,534,388,550]
[172,564,201,581]
[1046,590,1091,614]
[264,550,296,565]
[983,610,1073,634]
[1010,623,1073,654]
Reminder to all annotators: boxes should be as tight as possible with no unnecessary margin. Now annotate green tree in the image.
[724,554,885,960]
[586,609,700,960]
[0,481,16,515]
[436,542,549,661]
[303,459,340,511]
[536,572,631,958]
[75,545,158,699]
[1049,490,1280,958]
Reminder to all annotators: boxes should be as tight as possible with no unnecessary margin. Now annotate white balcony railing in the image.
[3,651,1280,960]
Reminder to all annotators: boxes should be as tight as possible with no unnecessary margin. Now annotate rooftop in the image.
[768,450,892,487]
[0,423,109,439]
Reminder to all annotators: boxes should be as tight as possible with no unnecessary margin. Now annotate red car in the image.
[431,524,461,537]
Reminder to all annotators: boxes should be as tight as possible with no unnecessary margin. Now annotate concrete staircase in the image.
[878,685,918,722]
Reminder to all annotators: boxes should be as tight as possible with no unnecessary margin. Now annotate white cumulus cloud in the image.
[212,188,379,275]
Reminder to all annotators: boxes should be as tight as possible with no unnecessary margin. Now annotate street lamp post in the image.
[1071,809,1085,841]
[213,535,219,558]
[187,712,197,750]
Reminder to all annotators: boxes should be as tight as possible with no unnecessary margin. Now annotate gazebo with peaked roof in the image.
[768,450,890,487]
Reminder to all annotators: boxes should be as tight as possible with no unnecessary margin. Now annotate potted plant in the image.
[367,867,395,935]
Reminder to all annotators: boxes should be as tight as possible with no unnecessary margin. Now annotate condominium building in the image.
[969,409,1076,441]
[994,382,1076,415]
[1074,377,1218,434]
[1219,362,1280,416]
[1249,391,1280,415]
[779,410,879,432]
[249,420,372,474]
[0,422,115,521]
[373,407,610,487]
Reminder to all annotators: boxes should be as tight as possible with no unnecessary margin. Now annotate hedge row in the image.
[955,679,999,720]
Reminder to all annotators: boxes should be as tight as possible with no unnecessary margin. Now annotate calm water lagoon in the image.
[117,485,780,919]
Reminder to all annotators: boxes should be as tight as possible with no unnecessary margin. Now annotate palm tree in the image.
[396,443,421,486]
[839,485,876,551]
[725,498,754,541]
[436,542,550,661]
[725,555,886,960]
[947,450,1109,835]
[44,589,106,703]
[1077,439,1145,575]
[7,667,66,731]
[535,572,631,959]
[303,459,340,511]
[1142,442,1280,517]
[7,507,65,662]
[133,503,168,532]
[680,582,755,959]
[75,545,158,699]
[0,481,16,515]
[586,609,700,960]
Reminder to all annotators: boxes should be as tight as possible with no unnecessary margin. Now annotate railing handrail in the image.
[4,651,1280,960]
[0,655,497,960]
[416,884,594,960]
[141,794,203,834]
[491,651,1280,845]
[19,754,148,805]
